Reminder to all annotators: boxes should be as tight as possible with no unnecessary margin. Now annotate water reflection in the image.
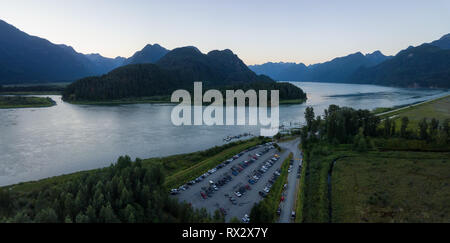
[0,82,447,186]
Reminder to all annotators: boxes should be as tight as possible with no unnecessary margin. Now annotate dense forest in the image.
[300,104,449,149]
[63,47,307,102]
[0,156,224,223]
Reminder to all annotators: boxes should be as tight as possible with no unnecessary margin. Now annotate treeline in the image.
[62,64,306,102]
[300,105,449,152]
[0,156,222,223]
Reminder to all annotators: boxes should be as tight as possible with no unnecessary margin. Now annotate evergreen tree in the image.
[400,117,409,138]
[419,118,429,140]
[304,107,315,131]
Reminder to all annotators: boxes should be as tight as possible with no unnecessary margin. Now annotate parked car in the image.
[291,211,296,219]
[230,197,237,205]
[200,192,207,199]
[234,191,242,197]
[242,214,250,223]
[276,207,281,215]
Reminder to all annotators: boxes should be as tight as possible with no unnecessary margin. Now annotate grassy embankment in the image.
[294,143,306,222]
[4,137,269,195]
[278,99,307,105]
[297,95,450,223]
[252,153,291,222]
[0,96,56,109]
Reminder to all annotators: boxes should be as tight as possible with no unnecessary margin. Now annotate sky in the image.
[1,0,449,65]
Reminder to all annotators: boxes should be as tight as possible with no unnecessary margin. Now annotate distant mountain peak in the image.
[439,33,450,40]
[430,33,450,50]
[124,43,169,65]
[366,50,383,56]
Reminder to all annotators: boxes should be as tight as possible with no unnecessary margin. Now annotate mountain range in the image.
[250,34,450,88]
[0,18,449,88]
[0,19,170,84]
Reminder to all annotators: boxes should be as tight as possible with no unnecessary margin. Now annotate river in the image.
[0,82,448,186]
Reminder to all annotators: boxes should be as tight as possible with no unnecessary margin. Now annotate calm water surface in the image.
[0,82,448,186]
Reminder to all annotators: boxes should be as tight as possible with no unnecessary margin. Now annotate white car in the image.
[242,214,250,223]
[235,191,242,197]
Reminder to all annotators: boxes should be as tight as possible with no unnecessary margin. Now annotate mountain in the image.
[249,62,306,81]
[0,19,99,84]
[430,33,450,50]
[350,44,450,88]
[0,19,172,84]
[249,51,391,82]
[85,53,126,74]
[157,47,274,86]
[63,47,306,102]
[306,51,391,83]
[124,44,169,65]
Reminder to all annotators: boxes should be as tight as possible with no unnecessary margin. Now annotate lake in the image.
[0,82,448,186]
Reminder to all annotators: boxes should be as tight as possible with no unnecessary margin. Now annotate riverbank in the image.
[66,97,307,106]
[0,96,56,109]
[1,137,269,193]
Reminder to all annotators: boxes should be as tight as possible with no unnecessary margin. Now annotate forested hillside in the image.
[63,47,307,102]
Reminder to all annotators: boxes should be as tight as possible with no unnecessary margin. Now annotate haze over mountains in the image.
[0,18,449,88]
[250,51,392,83]
[250,33,450,88]
[0,19,170,84]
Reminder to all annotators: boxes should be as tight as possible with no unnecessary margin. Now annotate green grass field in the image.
[299,94,449,223]
[379,95,450,123]
[0,96,56,109]
[332,151,450,223]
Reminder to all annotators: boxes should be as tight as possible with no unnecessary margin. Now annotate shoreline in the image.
[65,98,307,106]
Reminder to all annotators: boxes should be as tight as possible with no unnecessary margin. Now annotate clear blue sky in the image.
[1,0,449,65]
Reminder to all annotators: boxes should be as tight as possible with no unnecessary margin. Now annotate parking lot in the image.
[172,142,290,222]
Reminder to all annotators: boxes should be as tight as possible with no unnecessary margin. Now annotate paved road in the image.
[278,138,302,223]
[173,143,290,222]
